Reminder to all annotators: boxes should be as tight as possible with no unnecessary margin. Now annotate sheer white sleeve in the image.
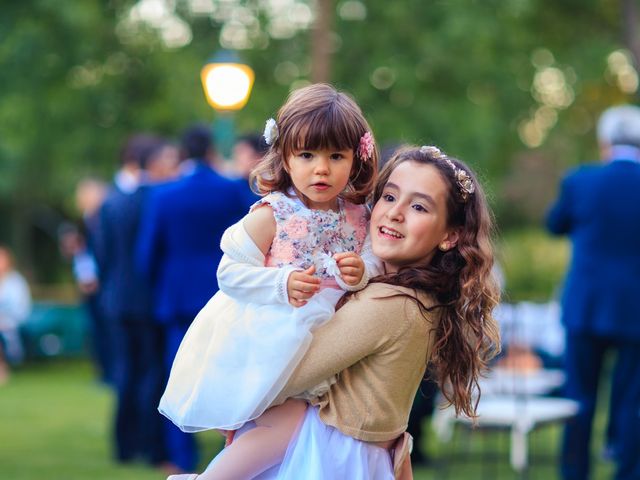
[216,220,297,305]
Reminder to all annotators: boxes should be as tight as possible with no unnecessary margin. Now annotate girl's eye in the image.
[330,153,344,161]
[412,204,427,212]
[382,193,395,202]
[299,152,313,159]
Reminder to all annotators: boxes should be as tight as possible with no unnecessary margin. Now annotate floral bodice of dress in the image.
[254,191,369,279]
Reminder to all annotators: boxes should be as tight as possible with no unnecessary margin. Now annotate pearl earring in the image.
[439,242,449,251]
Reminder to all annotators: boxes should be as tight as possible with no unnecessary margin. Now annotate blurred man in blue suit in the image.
[547,105,640,480]
[99,134,178,469]
[136,124,247,473]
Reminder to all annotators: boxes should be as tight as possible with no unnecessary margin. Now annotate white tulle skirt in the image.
[158,288,344,432]
[206,406,394,479]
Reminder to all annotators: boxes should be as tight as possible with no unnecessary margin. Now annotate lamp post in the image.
[200,50,255,161]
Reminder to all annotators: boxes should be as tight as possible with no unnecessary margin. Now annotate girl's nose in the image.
[314,156,330,174]
[386,203,404,222]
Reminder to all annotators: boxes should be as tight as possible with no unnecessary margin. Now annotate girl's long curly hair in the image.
[251,83,378,205]
[370,146,500,419]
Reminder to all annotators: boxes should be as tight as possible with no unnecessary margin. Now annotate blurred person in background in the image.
[99,134,178,470]
[406,375,438,467]
[59,178,112,385]
[546,104,640,480]
[231,132,269,209]
[136,124,247,474]
[75,178,110,383]
[0,245,32,384]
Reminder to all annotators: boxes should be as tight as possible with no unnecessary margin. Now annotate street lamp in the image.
[200,51,255,160]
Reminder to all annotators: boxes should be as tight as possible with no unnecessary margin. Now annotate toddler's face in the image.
[286,148,354,211]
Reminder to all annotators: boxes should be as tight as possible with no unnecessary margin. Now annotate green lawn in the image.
[0,359,615,480]
[0,359,222,480]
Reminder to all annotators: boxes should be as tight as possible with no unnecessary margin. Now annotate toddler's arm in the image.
[217,209,297,305]
[218,207,319,307]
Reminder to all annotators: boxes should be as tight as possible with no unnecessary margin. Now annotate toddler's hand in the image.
[334,252,365,286]
[287,266,320,308]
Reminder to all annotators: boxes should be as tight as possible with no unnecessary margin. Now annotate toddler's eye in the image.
[382,193,395,202]
[330,153,344,160]
[299,152,313,159]
[412,204,427,212]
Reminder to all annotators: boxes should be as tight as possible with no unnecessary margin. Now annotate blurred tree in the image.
[1,0,638,282]
[311,0,334,82]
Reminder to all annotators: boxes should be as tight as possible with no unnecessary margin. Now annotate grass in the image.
[0,358,615,480]
[0,359,222,480]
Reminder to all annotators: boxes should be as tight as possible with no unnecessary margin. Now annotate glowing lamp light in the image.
[201,62,254,111]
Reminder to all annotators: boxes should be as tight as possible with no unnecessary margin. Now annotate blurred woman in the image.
[0,245,32,384]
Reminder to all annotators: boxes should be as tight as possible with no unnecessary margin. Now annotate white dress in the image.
[159,192,380,432]
[206,406,395,479]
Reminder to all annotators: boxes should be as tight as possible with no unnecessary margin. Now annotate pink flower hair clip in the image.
[358,131,374,162]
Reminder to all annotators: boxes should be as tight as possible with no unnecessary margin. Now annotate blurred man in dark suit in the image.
[547,105,640,480]
[136,124,246,473]
[99,134,179,469]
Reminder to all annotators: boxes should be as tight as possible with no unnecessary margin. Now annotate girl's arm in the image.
[218,206,320,306]
[242,205,276,256]
[217,207,298,305]
[274,284,414,402]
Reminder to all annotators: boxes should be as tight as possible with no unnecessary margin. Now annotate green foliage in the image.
[0,0,633,203]
[0,0,637,282]
[498,227,570,302]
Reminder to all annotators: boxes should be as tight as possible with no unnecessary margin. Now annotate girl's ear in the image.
[442,228,461,249]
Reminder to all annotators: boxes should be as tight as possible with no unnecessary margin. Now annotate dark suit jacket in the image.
[99,185,153,322]
[136,162,247,323]
[546,155,640,340]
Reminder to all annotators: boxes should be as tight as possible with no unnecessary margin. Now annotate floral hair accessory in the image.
[444,158,475,202]
[419,145,444,158]
[263,118,279,145]
[419,145,474,201]
[358,131,374,162]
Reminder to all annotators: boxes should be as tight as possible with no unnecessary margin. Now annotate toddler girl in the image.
[160,83,380,479]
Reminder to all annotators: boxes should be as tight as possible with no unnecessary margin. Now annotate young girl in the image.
[160,83,380,478]
[173,145,500,479]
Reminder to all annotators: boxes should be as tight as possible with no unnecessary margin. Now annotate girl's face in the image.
[371,161,459,272]
[286,148,354,210]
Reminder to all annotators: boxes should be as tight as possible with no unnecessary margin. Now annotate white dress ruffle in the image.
[206,406,394,479]
[158,286,343,431]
